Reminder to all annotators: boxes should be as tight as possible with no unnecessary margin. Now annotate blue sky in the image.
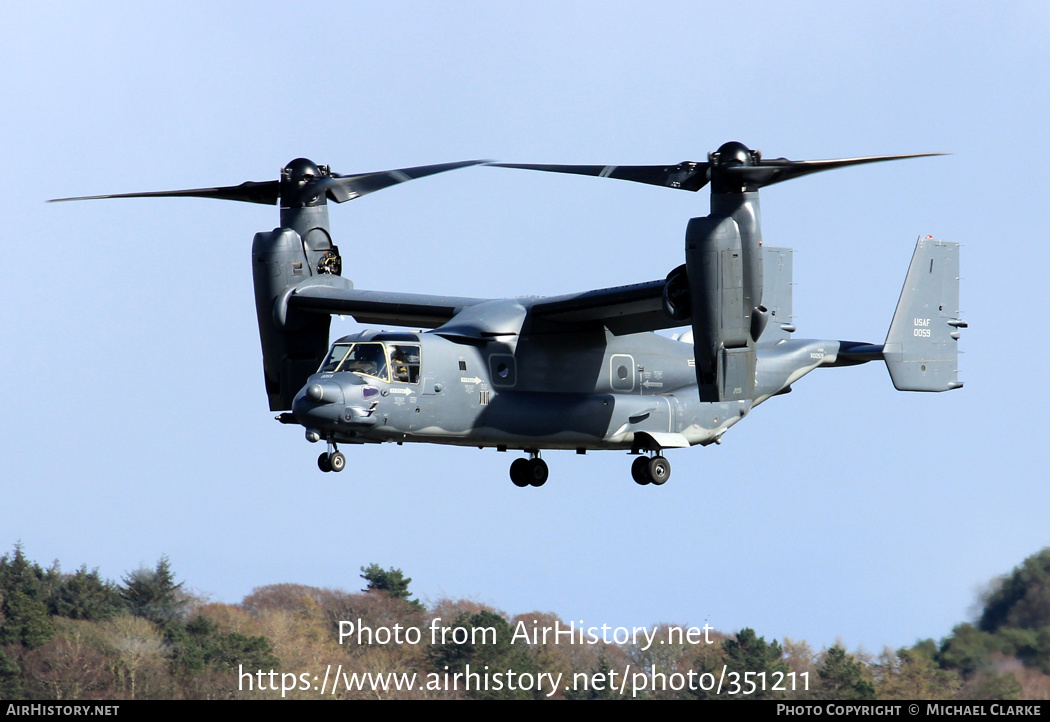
[2,2,1047,656]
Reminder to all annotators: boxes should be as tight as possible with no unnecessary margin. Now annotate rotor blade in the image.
[728,152,947,189]
[319,159,490,203]
[48,180,279,205]
[490,161,711,192]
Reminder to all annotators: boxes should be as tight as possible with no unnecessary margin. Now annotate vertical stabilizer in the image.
[883,237,965,391]
[757,245,794,342]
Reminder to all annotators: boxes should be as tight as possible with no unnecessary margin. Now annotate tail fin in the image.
[758,245,795,342]
[883,236,966,391]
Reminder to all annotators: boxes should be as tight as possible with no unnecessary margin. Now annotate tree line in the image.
[1,544,1048,699]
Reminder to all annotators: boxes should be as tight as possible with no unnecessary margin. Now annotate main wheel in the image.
[631,456,651,485]
[510,458,530,487]
[329,452,346,473]
[647,456,670,485]
[318,452,332,473]
[527,458,549,487]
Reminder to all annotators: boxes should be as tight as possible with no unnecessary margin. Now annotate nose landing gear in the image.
[510,450,548,487]
[317,443,346,473]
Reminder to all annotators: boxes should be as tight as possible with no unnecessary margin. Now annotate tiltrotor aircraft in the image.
[52,142,965,487]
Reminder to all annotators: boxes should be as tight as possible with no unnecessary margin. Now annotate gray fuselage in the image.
[291,315,835,452]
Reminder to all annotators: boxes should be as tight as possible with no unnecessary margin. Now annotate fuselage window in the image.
[320,344,353,373]
[389,344,421,384]
[342,343,389,381]
[320,341,420,384]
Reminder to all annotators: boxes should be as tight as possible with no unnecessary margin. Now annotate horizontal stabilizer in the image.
[883,237,965,391]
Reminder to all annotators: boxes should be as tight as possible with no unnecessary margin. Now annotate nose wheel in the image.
[631,454,670,486]
[317,444,346,473]
[510,451,548,487]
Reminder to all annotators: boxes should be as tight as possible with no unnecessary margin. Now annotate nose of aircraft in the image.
[305,381,343,404]
[292,376,381,430]
[292,379,345,427]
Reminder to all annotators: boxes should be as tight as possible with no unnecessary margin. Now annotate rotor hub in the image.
[283,158,322,184]
[709,141,761,194]
[281,158,327,207]
[711,141,756,168]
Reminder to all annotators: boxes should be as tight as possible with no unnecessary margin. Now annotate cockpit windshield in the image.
[319,344,353,373]
[318,342,420,384]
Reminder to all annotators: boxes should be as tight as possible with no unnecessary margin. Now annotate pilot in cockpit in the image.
[391,347,411,383]
[345,343,387,380]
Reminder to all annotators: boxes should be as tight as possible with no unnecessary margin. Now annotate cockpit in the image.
[319,341,421,384]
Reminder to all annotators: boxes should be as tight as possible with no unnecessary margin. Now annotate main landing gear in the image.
[510,451,548,488]
[507,451,671,487]
[631,454,670,486]
[317,443,346,473]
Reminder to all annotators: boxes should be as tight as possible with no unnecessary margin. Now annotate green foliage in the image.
[913,638,940,659]
[725,628,784,669]
[979,548,1050,633]
[47,565,126,621]
[0,645,26,700]
[5,540,1050,701]
[998,626,1050,673]
[360,563,421,607]
[0,544,46,597]
[961,671,1022,700]
[1,590,55,649]
[565,650,618,700]
[937,549,1050,679]
[165,613,279,675]
[875,646,961,700]
[938,624,1002,676]
[1036,627,1050,674]
[427,610,541,700]
[121,556,186,626]
[817,646,875,699]
[691,627,787,700]
[724,628,787,699]
[0,544,54,649]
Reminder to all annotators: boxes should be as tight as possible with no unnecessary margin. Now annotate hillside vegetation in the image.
[1,545,1048,700]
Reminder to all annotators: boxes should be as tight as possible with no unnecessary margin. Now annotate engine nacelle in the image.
[252,205,342,411]
[684,193,764,402]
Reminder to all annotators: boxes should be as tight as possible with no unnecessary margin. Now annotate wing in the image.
[283,275,675,337]
[283,276,487,328]
[285,249,793,338]
[527,244,795,336]
[526,279,677,335]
